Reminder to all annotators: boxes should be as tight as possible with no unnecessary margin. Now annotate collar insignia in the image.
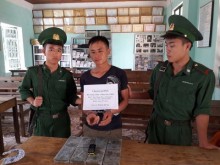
[53,34,60,40]
[169,23,175,31]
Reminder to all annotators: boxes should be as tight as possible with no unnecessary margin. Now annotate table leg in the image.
[0,117,4,154]
[19,104,26,137]
[12,105,21,144]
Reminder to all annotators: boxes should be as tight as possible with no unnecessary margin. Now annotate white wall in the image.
[32,1,167,9]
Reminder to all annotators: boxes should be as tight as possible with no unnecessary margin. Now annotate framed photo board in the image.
[133,24,143,32]
[107,9,117,16]
[140,7,152,16]
[110,25,121,33]
[64,10,74,17]
[85,9,95,16]
[43,18,53,25]
[53,18,64,26]
[96,17,107,24]
[64,18,74,25]
[108,17,118,24]
[144,24,155,32]
[197,0,213,47]
[134,33,164,70]
[155,24,166,32]
[43,10,53,17]
[33,26,44,33]
[96,9,106,16]
[53,10,64,17]
[74,9,85,16]
[118,8,129,16]
[130,16,140,24]
[152,16,164,23]
[129,8,140,16]
[121,24,132,32]
[141,16,152,23]
[86,17,96,25]
[118,16,129,24]
[74,17,86,25]
[152,7,163,15]
[33,10,43,18]
[33,18,43,25]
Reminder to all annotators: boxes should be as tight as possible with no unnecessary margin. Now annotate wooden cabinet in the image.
[60,45,71,67]
[33,45,44,65]
[72,41,95,73]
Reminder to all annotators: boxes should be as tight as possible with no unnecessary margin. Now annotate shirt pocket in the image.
[174,83,196,109]
[55,80,67,98]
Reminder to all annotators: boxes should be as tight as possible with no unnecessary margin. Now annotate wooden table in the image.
[0,96,20,154]
[1,136,219,165]
[9,69,26,77]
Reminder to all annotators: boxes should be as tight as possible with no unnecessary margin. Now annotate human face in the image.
[43,44,62,65]
[165,38,190,63]
[89,41,110,66]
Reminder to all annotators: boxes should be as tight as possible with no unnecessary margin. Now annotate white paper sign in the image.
[83,84,118,110]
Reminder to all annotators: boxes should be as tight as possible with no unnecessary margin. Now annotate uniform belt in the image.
[51,113,61,119]
[156,114,191,126]
[39,111,66,119]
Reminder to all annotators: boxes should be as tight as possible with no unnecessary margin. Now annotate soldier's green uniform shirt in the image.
[19,64,79,138]
[148,58,215,145]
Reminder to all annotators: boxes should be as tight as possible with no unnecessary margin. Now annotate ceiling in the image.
[25,0,166,4]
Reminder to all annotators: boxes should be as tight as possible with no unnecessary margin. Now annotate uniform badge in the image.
[53,34,60,40]
[169,23,175,31]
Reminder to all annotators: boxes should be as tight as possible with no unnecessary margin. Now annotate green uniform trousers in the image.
[148,113,192,146]
[34,111,71,138]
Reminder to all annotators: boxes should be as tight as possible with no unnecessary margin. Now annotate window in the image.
[0,23,25,73]
[173,3,183,15]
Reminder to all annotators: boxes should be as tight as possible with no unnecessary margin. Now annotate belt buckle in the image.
[52,113,59,119]
[164,120,172,126]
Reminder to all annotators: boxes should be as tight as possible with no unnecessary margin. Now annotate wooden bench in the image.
[121,70,153,131]
[0,76,30,137]
[122,70,220,137]
[208,100,220,137]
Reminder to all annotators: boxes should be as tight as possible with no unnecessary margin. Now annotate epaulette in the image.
[193,63,210,75]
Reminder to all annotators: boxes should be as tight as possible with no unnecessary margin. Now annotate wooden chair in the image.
[208,100,220,137]
[121,70,153,131]
[0,76,31,137]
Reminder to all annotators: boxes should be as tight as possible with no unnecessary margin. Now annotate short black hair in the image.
[88,36,109,48]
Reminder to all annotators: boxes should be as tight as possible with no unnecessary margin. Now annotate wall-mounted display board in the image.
[32,6,165,34]
[197,0,213,47]
[134,33,164,70]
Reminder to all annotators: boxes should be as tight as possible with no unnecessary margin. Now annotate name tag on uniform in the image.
[83,84,118,110]
[58,79,66,82]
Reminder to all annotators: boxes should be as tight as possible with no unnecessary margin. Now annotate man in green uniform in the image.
[19,27,81,138]
[148,15,219,149]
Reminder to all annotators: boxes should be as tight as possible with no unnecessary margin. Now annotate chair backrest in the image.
[0,76,23,93]
[125,70,152,99]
